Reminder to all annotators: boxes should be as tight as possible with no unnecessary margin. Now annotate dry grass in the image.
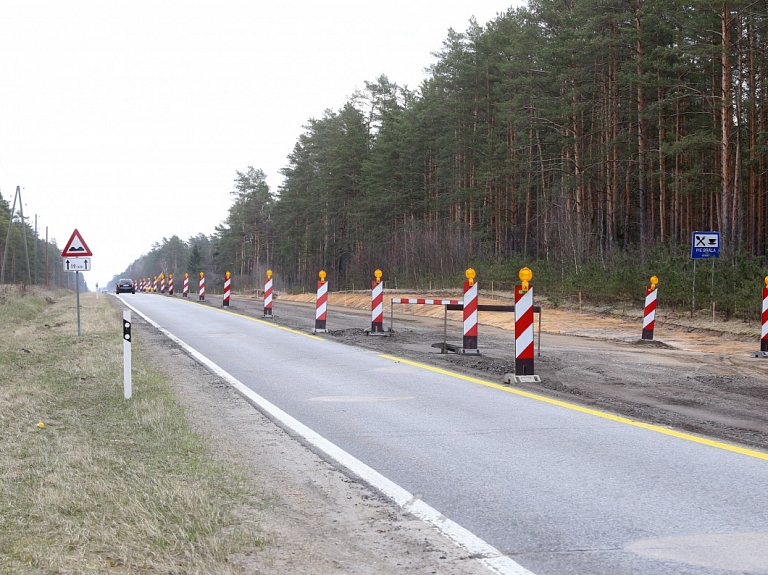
[0,286,265,574]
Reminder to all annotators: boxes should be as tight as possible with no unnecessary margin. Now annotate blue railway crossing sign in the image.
[692,231,720,259]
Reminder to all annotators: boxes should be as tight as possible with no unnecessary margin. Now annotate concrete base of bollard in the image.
[364,328,393,337]
[503,373,542,384]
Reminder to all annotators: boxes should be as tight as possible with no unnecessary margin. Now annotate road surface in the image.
[120,293,768,575]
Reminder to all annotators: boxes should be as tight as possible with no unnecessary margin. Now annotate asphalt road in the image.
[119,293,768,575]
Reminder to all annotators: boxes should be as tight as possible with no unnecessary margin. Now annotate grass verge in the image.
[0,285,265,574]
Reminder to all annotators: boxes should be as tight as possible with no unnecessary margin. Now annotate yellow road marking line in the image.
[379,354,768,461]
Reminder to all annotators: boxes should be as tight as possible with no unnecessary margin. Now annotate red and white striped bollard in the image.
[314,270,328,333]
[264,270,273,318]
[370,269,384,333]
[168,274,174,296]
[223,271,231,307]
[642,276,659,340]
[199,272,205,301]
[761,277,768,353]
[183,273,189,297]
[462,268,479,353]
[514,267,535,376]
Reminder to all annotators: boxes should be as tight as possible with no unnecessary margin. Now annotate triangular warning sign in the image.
[61,229,93,257]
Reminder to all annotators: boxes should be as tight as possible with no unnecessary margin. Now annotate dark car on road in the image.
[116,279,135,294]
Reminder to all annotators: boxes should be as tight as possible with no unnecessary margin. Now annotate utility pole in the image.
[34,214,38,284]
[1,186,31,284]
[45,226,49,286]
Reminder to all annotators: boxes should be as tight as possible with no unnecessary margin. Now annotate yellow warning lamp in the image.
[169,273,173,280]
[374,269,383,284]
[764,276,768,288]
[650,276,659,291]
[184,273,189,279]
[319,270,327,283]
[226,271,231,280]
[466,268,476,286]
[199,271,205,279]
[519,267,533,293]
[267,269,273,279]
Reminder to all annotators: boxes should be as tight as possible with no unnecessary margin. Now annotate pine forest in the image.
[4,0,768,318]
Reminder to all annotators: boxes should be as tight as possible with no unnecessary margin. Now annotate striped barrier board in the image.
[390,298,462,305]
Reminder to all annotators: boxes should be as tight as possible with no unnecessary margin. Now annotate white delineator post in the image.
[642,276,659,340]
[123,310,132,399]
[264,269,273,318]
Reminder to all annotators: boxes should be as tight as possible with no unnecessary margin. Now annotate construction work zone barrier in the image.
[367,269,391,335]
[763,281,768,353]
[152,276,157,293]
[199,272,205,301]
[389,291,542,366]
[514,283,534,376]
[462,269,479,354]
[752,277,768,358]
[264,270,273,318]
[642,276,658,340]
[183,273,189,297]
[391,297,542,360]
[389,298,460,353]
[314,270,328,333]
[168,274,174,296]
[160,274,166,294]
[223,271,231,307]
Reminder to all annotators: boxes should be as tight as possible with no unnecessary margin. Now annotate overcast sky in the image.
[1,1,518,289]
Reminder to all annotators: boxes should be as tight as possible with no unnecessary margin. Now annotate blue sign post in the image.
[691,231,720,259]
[691,231,720,316]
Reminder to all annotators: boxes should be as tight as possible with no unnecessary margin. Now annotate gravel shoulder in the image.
[124,290,768,573]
